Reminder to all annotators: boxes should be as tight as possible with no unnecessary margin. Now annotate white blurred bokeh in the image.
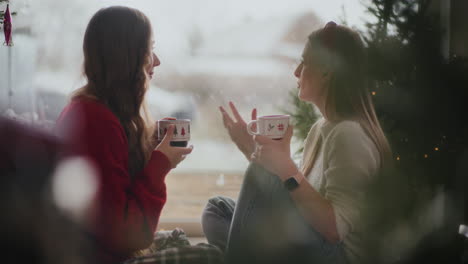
[52,157,98,222]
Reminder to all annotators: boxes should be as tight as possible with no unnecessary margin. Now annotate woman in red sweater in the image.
[55,6,193,263]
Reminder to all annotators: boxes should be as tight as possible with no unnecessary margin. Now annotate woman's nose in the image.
[153,53,161,67]
[294,64,301,78]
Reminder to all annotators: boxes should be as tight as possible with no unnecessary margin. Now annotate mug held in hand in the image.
[157,119,191,147]
[247,115,290,139]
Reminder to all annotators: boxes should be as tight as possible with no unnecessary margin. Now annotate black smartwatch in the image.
[283,172,304,191]
[284,177,300,191]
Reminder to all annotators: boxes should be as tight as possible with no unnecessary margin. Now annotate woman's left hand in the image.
[150,117,173,150]
[251,125,299,180]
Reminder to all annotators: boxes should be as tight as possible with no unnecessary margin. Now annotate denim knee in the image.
[202,196,236,252]
[203,196,235,220]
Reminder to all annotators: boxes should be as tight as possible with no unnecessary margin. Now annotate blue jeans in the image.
[202,163,349,264]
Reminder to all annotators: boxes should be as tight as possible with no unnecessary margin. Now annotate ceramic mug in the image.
[247,115,290,139]
[157,118,191,147]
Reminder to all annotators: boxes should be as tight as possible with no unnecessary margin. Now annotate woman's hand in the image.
[150,122,161,150]
[251,125,299,180]
[150,117,175,151]
[155,125,193,168]
[219,101,257,161]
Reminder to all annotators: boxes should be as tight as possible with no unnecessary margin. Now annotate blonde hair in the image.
[301,22,392,176]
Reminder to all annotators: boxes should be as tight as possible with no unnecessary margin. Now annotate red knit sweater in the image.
[55,98,171,263]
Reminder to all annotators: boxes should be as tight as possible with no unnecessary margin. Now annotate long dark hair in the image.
[75,6,154,177]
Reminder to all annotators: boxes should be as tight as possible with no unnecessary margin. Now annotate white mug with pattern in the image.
[247,115,290,139]
[157,118,191,147]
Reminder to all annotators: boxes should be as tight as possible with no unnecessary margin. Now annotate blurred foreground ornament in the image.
[459,225,468,238]
[3,4,13,46]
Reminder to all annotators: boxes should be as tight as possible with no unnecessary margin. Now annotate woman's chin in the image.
[298,94,314,103]
[298,91,308,102]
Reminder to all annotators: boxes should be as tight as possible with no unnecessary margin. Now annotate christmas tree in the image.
[364,0,468,262]
[363,0,467,205]
[285,88,319,154]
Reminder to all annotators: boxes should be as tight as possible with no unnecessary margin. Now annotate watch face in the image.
[284,177,299,191]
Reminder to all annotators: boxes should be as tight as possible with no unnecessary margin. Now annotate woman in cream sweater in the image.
[203,22,392,264]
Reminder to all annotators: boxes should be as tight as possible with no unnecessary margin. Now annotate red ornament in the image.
[3,4,13,46]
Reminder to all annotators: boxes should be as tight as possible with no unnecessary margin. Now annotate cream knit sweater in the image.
[301,118,381,264]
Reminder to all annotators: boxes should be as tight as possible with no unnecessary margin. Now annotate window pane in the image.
[6,0,368,219]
